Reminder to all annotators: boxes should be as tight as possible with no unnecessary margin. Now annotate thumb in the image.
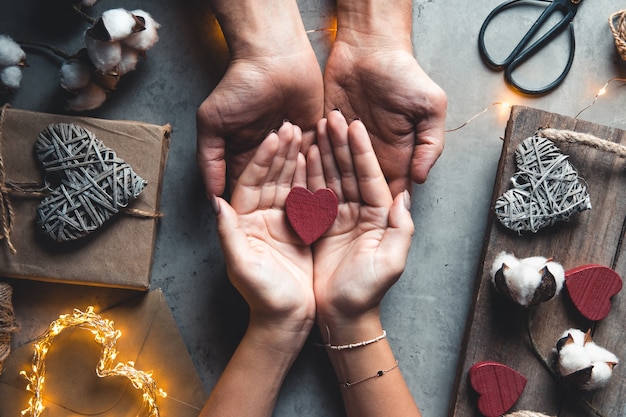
[213,196,251,277]
[377,190,414,278]
[197,104,227,197]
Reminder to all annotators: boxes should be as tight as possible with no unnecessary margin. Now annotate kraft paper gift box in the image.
[0,289,207,416]
[0,106,170,290]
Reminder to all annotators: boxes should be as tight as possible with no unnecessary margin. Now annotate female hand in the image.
[214,121,315,332]
[308,110,415,327]
[203,122,315,417]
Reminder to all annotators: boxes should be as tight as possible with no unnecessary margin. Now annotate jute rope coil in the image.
[0,282,19,375]
[609,9,626,61]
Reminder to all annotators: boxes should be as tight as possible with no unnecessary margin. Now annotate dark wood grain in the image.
[449,106,626,417]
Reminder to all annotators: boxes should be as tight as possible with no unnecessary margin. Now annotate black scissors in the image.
[478,0,583,95]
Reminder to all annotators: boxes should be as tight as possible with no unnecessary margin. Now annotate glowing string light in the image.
[20,306,167,417]
[445,101,511,133]
[445,78,626,133]
[575,77,626,119]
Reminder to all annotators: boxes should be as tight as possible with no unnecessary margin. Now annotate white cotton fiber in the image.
[123,10,160,51]
[102,8,141,41]
[85,34,122,73]
[0,35,26,67]
[60,58,91,92]
[117,47,139,75]
[491,252,565,306]
[556,328,619,390]
[0,65,22,89]
[66,83,107,111]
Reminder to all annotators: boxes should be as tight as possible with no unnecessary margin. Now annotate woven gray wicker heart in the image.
[35,123,147,242]
[495,135,591,233]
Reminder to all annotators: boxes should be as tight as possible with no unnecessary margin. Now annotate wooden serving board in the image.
[449,106,626,417]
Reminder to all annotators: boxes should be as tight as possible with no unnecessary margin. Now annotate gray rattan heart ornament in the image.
[35,123,147,242]
[495,135,591,233]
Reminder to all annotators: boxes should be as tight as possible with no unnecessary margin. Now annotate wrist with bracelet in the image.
[318,328,399,388]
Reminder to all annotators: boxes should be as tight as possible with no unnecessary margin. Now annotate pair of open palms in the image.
[213,112,415,330]
[199,28,446,327]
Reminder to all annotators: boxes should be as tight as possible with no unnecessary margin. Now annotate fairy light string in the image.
[574,77,626,119]
[446,77,626,133]
[20,306,167,417]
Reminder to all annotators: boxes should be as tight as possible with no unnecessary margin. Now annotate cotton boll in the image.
[583,362,615,391]
[491,251,519,277]
[491,252,564,306]
[99,8,145,41]
[85,33,121,73]
[0,65,23,90]
[123,10,160,51]
[0,35,26,67]
[555,328,619,390]
[60,57,91,92]
[117,47,139,75]
[557,334,591,377]
[559,328,587,346]
[87,9,144,42]
[65,82,107,112]
[584,341,619,365]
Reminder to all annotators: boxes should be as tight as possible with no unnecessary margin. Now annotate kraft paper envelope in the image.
[0,289,207,416]
[0,106,171,290]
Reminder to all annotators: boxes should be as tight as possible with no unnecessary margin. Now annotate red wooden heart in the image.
[565,264,623,321]
[469,361,527,417]
[285,187,338,245]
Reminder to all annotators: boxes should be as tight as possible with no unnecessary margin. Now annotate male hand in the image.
[197,0,323,197]
[324,2,447,196]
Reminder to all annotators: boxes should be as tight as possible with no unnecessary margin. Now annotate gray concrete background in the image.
[1,0,625,416]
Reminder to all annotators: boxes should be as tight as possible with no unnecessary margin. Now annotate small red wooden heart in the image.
[469,361,527,417]
[565,264,623,321]
[285,187,338,245]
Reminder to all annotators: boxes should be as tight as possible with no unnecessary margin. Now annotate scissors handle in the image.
[478,0,580,94]
[505,23,575,94]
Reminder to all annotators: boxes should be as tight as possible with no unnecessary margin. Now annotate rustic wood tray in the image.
[449,105,626,417]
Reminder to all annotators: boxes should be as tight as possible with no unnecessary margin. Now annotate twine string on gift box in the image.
[609,9,626,61]
[0,282,19,376]
[0,104,20,254]
[0,105,48,253]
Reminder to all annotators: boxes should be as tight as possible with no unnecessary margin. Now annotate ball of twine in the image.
[609,9,626,61]
[0,282,19,375]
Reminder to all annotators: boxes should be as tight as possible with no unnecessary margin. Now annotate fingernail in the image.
[269,129,277,135]
[333,108,341,112]
[283,118,290,124]
[403,189,411,211]
[210,194,220,215]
